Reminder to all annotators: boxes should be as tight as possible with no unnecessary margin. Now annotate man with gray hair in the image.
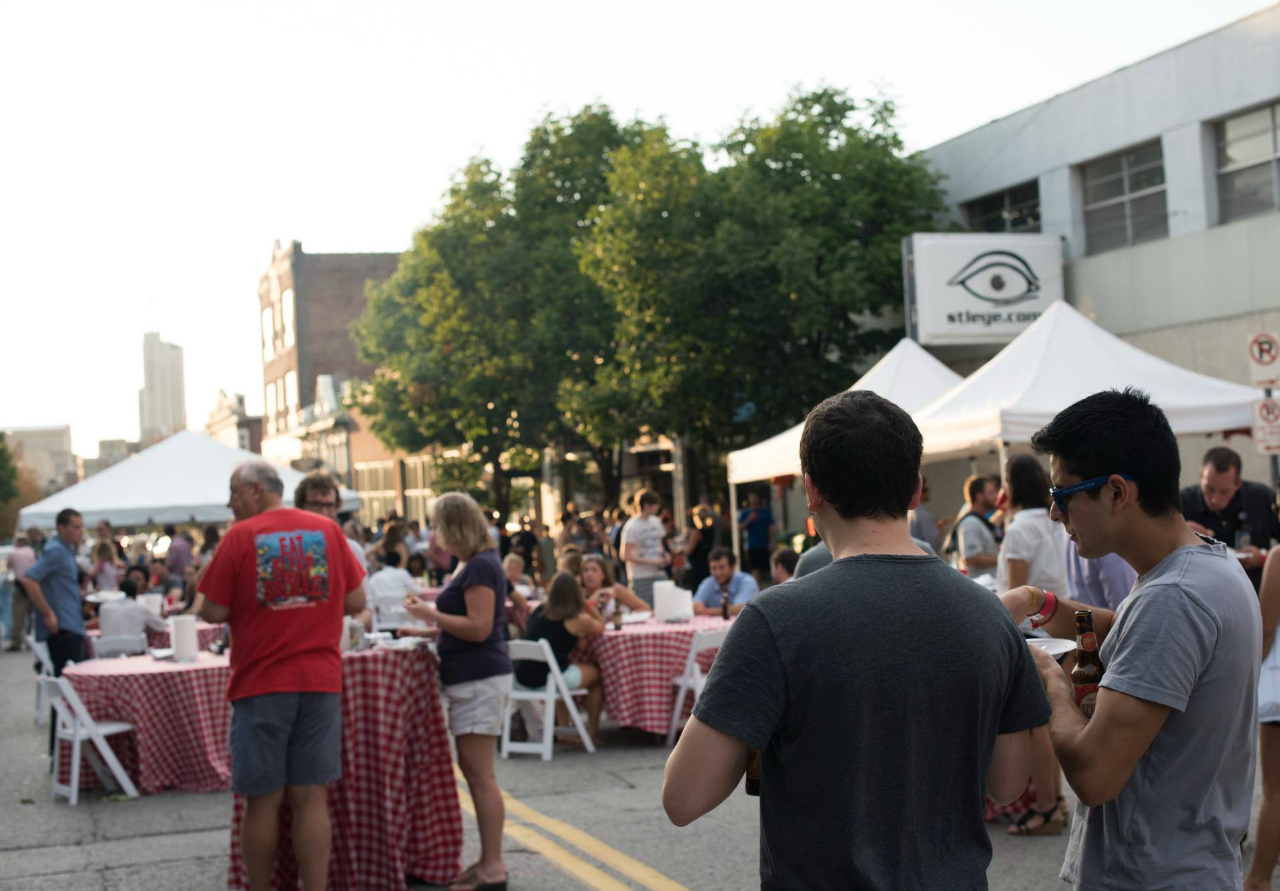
[200,461,366,890]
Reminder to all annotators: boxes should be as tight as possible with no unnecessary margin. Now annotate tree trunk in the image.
[590,443,621,509]
[490,462,511,520]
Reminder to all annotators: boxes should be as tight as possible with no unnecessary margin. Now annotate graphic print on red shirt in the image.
[255,529,331,608]
[199,508,364,702]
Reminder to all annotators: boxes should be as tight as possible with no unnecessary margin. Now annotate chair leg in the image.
[35,680,47,726]
[540,690,555,761]
[50,733,61,797]
[68,734,81,806]
[500,697,513,760]
[92,733,139,798]
[666,680,689,747]
[560,686,596,754]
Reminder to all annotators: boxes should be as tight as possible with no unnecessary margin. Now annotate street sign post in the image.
[1248,333,1280,488]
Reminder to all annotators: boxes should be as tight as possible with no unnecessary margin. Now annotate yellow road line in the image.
[454,778,633,890]
[453,764,691,891]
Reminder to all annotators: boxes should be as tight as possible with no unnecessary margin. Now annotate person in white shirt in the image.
[995,454,1071,837]
[621,489,670,607]
[98,579,168,638]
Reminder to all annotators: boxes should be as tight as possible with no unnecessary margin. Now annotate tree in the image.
[352,160,558,517]
[0,463,40,541]
[582,89,947,459]
[0,433,17,507]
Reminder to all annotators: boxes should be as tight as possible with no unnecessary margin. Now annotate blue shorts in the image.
[230,692,341,796]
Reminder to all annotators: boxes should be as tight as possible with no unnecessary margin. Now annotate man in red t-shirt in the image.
[200,461,365,891]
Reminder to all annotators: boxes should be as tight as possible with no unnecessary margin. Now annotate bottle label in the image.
[1079,632,1098,652]
[1075,683,1099,718]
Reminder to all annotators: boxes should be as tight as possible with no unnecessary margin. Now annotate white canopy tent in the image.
[18,431,361,528]
[725,337,963,559]
[915,301,1262,462]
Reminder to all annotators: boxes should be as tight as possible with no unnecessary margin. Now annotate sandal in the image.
[1053,795,1071,826]
[448,870,507,891]
[1007,804,1063,836]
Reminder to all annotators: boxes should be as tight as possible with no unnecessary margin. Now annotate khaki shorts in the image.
[444,673,513,737]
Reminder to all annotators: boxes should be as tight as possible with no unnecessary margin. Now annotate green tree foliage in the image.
[0,434,17,506]
[582,89,946,457]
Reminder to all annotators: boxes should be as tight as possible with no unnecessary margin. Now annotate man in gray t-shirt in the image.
[1010,389,1260,891]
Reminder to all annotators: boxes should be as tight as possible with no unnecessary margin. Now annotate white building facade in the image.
[922,7,1280,387]
[138,332,187,445]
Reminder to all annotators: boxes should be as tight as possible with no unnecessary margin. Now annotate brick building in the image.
[204,391,262,454]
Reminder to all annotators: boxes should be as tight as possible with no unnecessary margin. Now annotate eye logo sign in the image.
[946,251,1041,307]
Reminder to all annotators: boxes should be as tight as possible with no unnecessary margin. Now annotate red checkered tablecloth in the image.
[85,621,226,657]
[61,645,463,889]
[227,645,463,890]
[575,615,732,736]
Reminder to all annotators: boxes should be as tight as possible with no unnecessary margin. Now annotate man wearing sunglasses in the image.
[1000,387,1259,891]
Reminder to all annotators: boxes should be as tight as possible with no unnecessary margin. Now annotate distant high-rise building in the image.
[138,332,186,444]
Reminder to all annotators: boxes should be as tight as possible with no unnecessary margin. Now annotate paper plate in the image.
[86,591,125,604]
[1028,638,1077,658]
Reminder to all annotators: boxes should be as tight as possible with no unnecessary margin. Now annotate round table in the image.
[62,644,464,889]
[576,615,733,735]
[85,621,226,657]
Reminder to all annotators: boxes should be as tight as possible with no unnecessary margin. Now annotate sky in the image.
[0,0,1274,458]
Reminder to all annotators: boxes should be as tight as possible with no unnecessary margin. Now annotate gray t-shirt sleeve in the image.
[999,628,1053,734]
[958,516,993,559]
[1101,585,1217,712]
[691,603,786,749]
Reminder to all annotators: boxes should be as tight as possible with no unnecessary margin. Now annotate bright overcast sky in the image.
[1,0,1274,457]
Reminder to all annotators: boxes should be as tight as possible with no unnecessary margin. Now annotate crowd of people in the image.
[10,386,1280,891]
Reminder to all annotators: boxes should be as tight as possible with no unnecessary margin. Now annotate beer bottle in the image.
[745,747,761,796]
[1071,609,1104,719]
[721,587,730,620]
[612,602,623,631]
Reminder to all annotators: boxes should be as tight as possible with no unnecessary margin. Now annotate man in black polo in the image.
[1180,446,1280,591]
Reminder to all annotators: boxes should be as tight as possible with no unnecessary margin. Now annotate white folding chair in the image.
[501,639,595,761]
[93,634,147,658]
[42,676,138,805]
[666,628,729,746]
[371,590,421,633]
[27,634,56,725]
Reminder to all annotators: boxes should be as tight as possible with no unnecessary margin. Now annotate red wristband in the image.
[1030,590,1058,629]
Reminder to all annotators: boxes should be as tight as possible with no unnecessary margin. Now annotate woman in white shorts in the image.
[406,494,512,891]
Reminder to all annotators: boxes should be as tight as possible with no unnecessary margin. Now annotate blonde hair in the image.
[557,551,583,578]
[581,553,615,589]
[544,571,585,622]
[93,541,114,564]
[503,553,525,572]
[430,493,495,559]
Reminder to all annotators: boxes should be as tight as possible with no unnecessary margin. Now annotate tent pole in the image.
[997,441,1009,484]
[729,481,741,567]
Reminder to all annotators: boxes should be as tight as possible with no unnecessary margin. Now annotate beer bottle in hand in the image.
[1071,609,1104,719]
[745,747,761,796]
[612,602,623,631]
[721,587,730,620]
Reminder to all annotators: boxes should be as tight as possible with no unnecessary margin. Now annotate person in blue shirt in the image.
[692,548,759,616]
[738,491,776,586]
[19,507,88,675]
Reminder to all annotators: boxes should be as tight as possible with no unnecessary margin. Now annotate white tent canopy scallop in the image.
[727,338,964,484]
[915,301,1262,461]
[18,431,361,528]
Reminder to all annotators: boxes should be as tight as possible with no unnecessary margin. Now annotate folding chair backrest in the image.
[679,628,729,679]
[39,676,75,731]
[27,635,55,676]
[507,638,550,665]
[95,635,146,658]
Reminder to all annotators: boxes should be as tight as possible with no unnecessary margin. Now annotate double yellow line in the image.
[453,765,690,890]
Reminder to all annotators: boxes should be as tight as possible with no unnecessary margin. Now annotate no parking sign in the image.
[1253,398,1280,455]
[1248,332,1280,388]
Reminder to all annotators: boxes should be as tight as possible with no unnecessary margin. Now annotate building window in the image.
[281,289,296,349]
[1217,102,1280,224]
[265,382,277,435]
[404,455,434,525]
[354,460,399,527]
[284,371,298,428]
[964,181,1041,233]
[1082,140,1168,255]
[261,307,275,362]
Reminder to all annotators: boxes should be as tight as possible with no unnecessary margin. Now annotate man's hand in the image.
[1028,642,1074,702]
[43,609,59,636]
[1186,521,1211,537]
[1237,545,1265,569]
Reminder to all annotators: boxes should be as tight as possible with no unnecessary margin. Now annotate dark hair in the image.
[964,475,991,504]
[1202,447,1242,477]
[382,550,402,568]
[295,472,341,511]
[120,578,138,599]
[800,390,922,520]
[770,547,799,576]
[544,571,585,622]
[1030,387,1181,518]
[1005,455,1050,510]
[709,546,735,566]
[406,553,427,576]
[126,565,149,583]
[163,523,176,537]
[635,489,661,509]
[202,524,220,552]
[55,508,81,527]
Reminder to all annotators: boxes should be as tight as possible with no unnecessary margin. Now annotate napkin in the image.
[169,615,198,663]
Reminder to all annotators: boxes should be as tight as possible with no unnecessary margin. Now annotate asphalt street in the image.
[0,646,1274,890]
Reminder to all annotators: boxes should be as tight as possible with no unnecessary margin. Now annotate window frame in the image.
[1215,101,1280,225]
[963,180,1042,234]
[1081,139,1169,255]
